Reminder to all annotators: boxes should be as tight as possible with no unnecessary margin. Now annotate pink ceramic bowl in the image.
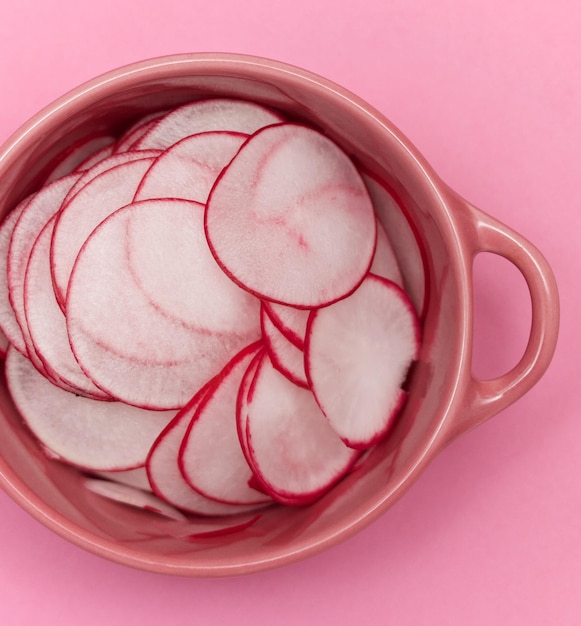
[0,53,559,576]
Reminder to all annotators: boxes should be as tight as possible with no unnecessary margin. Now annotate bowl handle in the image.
[446,198,559,442]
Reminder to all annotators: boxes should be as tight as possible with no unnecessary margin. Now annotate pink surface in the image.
[0,0,578,623]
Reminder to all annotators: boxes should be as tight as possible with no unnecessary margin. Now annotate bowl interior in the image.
[0,55,467,575]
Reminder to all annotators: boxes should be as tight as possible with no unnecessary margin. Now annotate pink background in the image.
[0,1,578,624]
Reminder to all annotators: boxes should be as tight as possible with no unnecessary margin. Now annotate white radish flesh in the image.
[179,343,271,505]
[134,131,247,204]
[244,353,359,505]
[5,347,177,471]
[205,123,377,307]
[306,274,421,449]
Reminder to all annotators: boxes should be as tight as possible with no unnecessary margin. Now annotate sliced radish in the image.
[260,305,308,388]
[179,343,271,506]
[305,274,421,449]
[361,172,427,316]
[0,195,34,354]
[262,301,309,349]
[134,98,284,151]
[23,215,111,399]
[243,353,359,505]
[114,110,170,153]
[43,134,116,183]
[94,467,151,491]
[134,131,247,204]
[66,199,260,409]
[65,149,161,204]
[84,478,186,521]
[5,347,177,471]
[8,173,81,366]
[148,375,269,515]
[205,123,377,307]
[50,157,157,307]
[125,197,260,334]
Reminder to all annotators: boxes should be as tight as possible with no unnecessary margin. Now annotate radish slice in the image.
[50,157,157,307]
[0,196,34,354]
[66,199,259,409]
[5,347,177,471]
[94,467,151,491]
[44,134,116,183]
[125,198,260,334]
[73,143,115,173]
[134,98,284,151]
[205,123,377,307]
[179,343,271,505]
[65,149,161,204]
[305,274,421,449]
[361,172,426,316]
[262,301,309,350]
[148,375,268,515]
[260,306,308,388]
[23,216,111,399]
[84,478,186,521]
[8,173,81,364]
[134,131,248,204]
[244,353,359,505]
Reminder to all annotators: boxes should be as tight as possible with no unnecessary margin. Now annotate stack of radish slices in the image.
[0,98,421,520]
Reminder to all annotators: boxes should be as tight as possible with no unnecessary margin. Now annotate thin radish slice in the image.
[84,478,186,521]
[94,467,151,491]
[43,134,116,183]
[126,198,260,334]
[65,149,161,204]
[134,98,284,151]
[205,123,377,308]
[24,216,111,399]
[66,200,259,409]
[114,110,170,153]
[148,376,268,516]
[73,143,115,173]
[8,173,81,365]
[260,306,308,388]
[50,157,157,307]
[305,274,421,449]
[262,302,309,349]
[5,347,177,471]
[361,172,427,316]
[244,354,359,505]
[134,131,248,204]
[0,196,34,354]
[179,343,271,506]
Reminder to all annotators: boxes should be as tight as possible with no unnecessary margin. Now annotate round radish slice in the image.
[134,131,248,204]
[84,478,186,521]
[244,353,359,505]
[262,301,309,349]
[8,173,81,366]
[24,216,111,399]
[0,195,34,354]
[305,274,421,449]
[134,98,284,151]
[5,347,177,471]
[361,172,426,317]
[179,343,271,506]
[126,198,260,334]
[65,149,161,204]
[44,134,115,183]
[50,157,157,307]
[148,376,268,516]
[260,306,308,388]
[205,123,377,308]
[66,199,259,409]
